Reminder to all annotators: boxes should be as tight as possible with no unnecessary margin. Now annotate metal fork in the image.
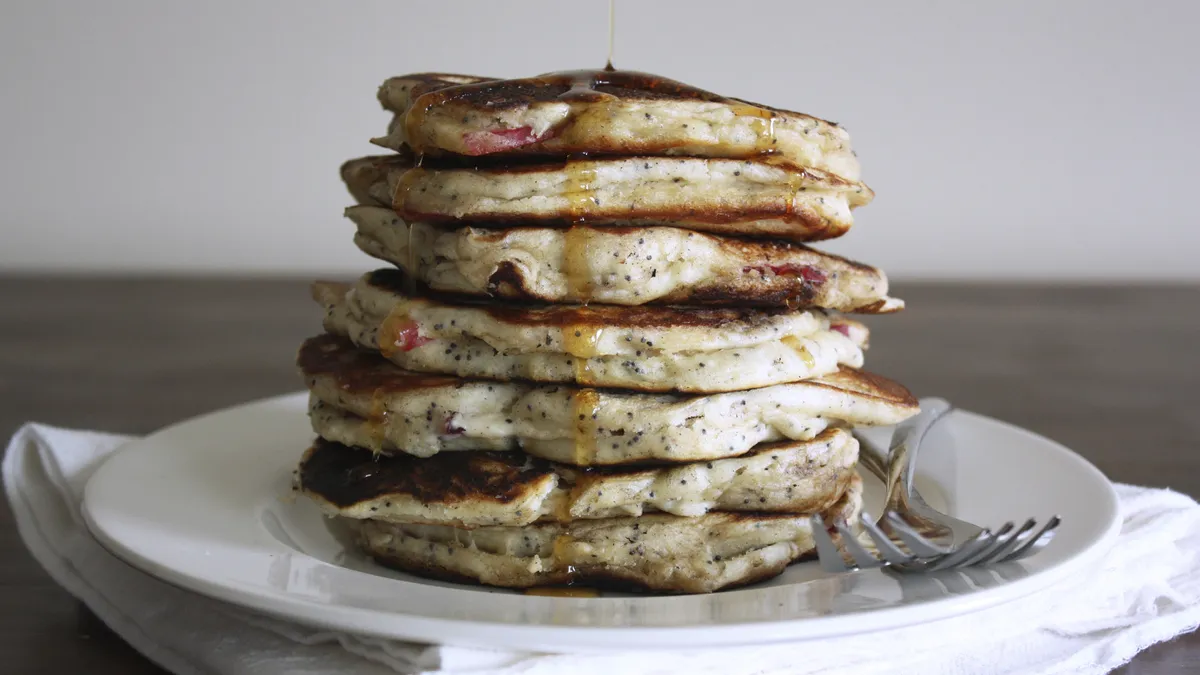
[811,398,1061,574]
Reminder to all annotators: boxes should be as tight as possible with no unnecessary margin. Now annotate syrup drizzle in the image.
[560,156,603,380]
[406,221,417,294]
[403,50,786,161]
[391,170,423,296]
[782,335,818,370]
[365,387,389,447]
[546,533,581,580]
[365,316,397,447]
[555,70,621,103]
[403,86,446,155]
[377,305,410,359]
[563,318,604,386]
[391,167,421,220]
[560,154,603,466]
[561,321,604,359]
[553,490,574,522]
[570,388,602,466]
[563,158,598,224]
[727,103,779,155]
[606,0,616,72]
[562,226,594,303]
[783,169,808,220]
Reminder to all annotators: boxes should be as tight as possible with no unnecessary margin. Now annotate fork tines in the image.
[810,513,1061,575]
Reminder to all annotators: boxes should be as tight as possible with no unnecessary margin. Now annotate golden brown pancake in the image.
[298,334,919,463]
[349,473,863,594]
[371,70,863,181]
[297,429,858,527]
[345,205,902,311]
[340,153,872,242]
[313,270,867,393]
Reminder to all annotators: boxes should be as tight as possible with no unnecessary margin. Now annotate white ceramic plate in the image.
[82,392,1119,652]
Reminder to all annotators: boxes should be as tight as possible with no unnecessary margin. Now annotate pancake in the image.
[314,270,866,393]
[340,153,871,242]
[298,334,919,463]
[297,429,857,527]
[350,473,862,594]
[371,70,862,182]
[346,205,902,311]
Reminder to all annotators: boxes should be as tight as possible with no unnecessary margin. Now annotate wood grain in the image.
[1,278,1197,673]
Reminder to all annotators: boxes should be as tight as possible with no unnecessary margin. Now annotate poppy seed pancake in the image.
[313,271,866,393]
[297,429,857,527]
[298,334,918,463]
[345,205,902,311]
[350,473,862,594]
[340,153,872,242]
[372,70,863,182]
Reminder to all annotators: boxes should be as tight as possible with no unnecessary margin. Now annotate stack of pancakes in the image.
[295,70,920,594]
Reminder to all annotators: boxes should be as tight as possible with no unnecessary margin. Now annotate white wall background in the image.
[1,0,1197,279]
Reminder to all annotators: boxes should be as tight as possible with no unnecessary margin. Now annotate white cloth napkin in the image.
[6,422,1200,675]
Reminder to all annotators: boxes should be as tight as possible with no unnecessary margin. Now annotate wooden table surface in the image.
[1,278,1198,674]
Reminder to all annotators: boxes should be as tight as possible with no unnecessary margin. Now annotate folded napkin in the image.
[6,422,1200,675]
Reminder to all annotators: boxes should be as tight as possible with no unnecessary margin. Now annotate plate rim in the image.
[81,391,1122,650]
